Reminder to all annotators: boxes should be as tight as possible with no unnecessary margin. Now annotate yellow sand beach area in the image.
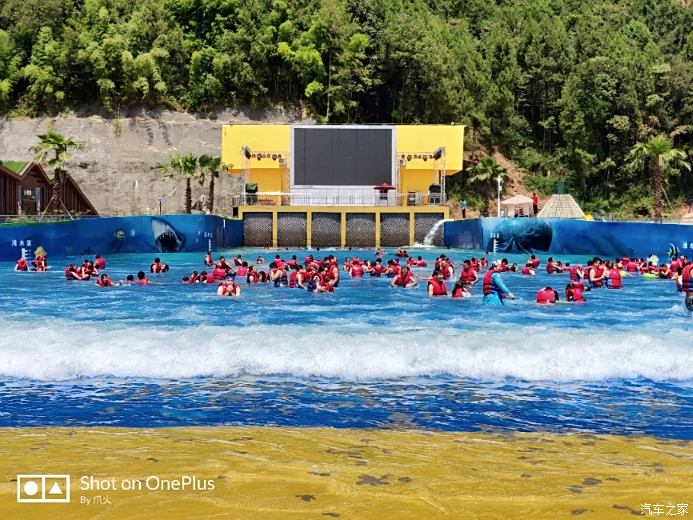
[0,427,690,519]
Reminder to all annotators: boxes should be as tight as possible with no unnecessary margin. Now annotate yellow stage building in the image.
[221,124,465,247]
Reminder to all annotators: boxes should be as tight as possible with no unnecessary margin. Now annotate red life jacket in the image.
[531,258,540,268]
[608,268,622,289]
[590,266,605,287]
[247,271,258,283]
[151,262,162,273]
[567,286,585,302]
[319,273,334,292]
[395,271,413,287]
[138,278,149,285]
[97,276,113,287]
[64,267,72,280]
[213,267,227,279]
[351,264,364,277]
[289,271,298,288]
[416,260,427,267]
[220,282,239,296]
[428,278,447,296]
[536,288,556,304]
[95,258,106,269]
[546,262,556,274]
[682,264,693,293]
[236,266,248,276]
[482,270,497,296]
[16,259,28,270]
[568,266,579,281]
[452,286,467,298]
[626,261,637,272]
[370,266,385,277]
[521,266,532,276]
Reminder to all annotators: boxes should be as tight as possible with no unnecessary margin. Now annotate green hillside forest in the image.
[1,0,691,217]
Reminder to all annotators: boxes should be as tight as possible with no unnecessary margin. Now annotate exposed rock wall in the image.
[0,108,309,215]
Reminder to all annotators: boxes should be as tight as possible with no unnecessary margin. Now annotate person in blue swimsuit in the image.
[482,261,515,305]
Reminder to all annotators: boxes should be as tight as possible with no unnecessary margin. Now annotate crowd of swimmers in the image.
[12,247,693,309]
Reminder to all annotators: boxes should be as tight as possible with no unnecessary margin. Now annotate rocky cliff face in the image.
[0,108,308,215]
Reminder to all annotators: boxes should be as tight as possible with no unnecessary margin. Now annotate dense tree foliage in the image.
[1,0,692,216]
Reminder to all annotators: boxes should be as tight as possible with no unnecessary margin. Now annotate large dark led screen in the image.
[294,127,393,186]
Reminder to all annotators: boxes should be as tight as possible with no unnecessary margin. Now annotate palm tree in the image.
[628,136,690,221]
[153,152,199,214]
[465,157,508,216]
[29,124,85,215]
[197,155,227,214]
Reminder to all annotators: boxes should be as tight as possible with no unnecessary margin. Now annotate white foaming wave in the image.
[0,321,691,382]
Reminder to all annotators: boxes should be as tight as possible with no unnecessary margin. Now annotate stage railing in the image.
[230,192,446,207]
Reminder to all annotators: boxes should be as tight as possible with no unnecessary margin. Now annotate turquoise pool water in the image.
[0,248,691,437]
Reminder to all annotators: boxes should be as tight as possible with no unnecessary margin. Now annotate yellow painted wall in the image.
[222,124,290,191]
[395,125,465,174]
[400,168,439,194]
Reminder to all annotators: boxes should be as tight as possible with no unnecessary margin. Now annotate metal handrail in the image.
[231,191,446,207]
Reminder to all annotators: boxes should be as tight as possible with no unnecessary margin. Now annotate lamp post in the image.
[156,198,163,215]
[496,174,502,217]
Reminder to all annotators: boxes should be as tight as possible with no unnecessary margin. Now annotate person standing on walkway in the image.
[532,192,539,216]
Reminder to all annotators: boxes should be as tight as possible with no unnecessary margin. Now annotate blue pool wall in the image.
[0,214,243,261]
[444,218,693,259]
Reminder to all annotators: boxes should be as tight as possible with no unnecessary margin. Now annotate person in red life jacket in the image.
[565,283,586,303]
[536,286,559,304]
[246,266,259,283]
[14,258,28,271]
[407,256,416,266]
[32,252,48,271]
[150,257,169,273]
[189,271,200,283]
[567,263,583,283]
[482,261,515,306]
[391,266,418,288]
[625,259,638,273]
[270,262,288,287]
[198,271,210,283]
[606,262,622,289]
[658,264,671,279]
[415,256,427,267]
[343,257,352,272]
[94,254,106,270]
[480,257,489,268]
[287,255,298,269]
[122,274,135,284]
[350,261,365,277]
[521,262,535,276]
[459,260,480,285]
[325,260,340,287]
[396,248,409,258]
[427,270,448,297]
[65,264,83,280]
[235,261,249,277]
[273,254,286,269]
[369,259,386,277]
[313,267,334,293]
[204,251,214,266]
[441,259,455,279]
[232,254,243,266]
[258,270,270,283]
[288,265,301,288]
[528,255,540,269]
[451,279,471,299]
[589,258,607,288]
[137,271,150,285]
[212,261,230,280]
[96,273,117,287]
[545,257,556,273]
[217,280,241,297]
[679,260,693,310]
[499,258,509,273]
[386,260,401,278]
[256,256,265,264]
